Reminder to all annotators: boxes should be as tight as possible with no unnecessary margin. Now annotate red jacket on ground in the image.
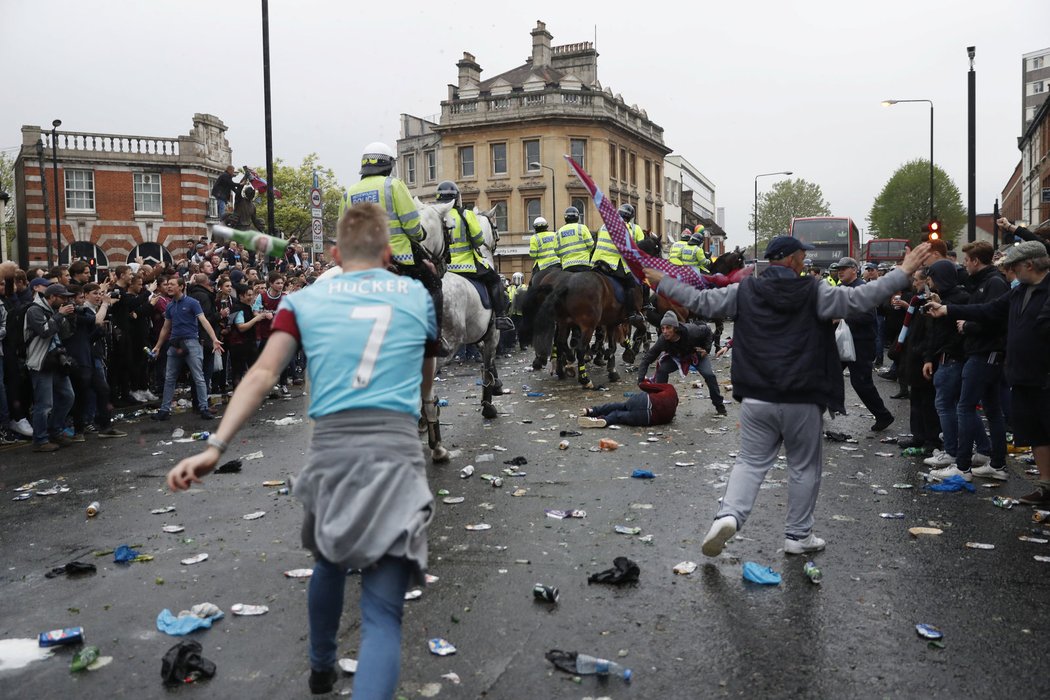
[639,381,678,424]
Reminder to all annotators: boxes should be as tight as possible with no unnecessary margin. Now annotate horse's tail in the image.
[533,285,567,360]
[517,284,549,346]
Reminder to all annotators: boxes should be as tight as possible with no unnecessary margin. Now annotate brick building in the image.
[13,113,232,272]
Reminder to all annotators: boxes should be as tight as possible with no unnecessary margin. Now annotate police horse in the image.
[416,200,504,462]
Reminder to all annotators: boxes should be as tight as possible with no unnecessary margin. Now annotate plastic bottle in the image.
[211,224,289,258]
[86,501,101,517]
[70,646,100,672]
[901,447,926,457]
[803,561,822,584]
[574,653,632,681]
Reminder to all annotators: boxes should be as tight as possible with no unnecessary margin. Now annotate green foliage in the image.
[867,159,966,246]
[751,178,832,249]
[253,153,344,242]
[1,152,15,253]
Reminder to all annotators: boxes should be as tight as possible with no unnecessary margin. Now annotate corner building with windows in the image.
[12,113,232,272]
[397,20,671,281]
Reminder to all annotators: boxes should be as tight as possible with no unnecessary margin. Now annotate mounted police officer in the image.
[680,231,711,274]
[668,229,691,266]
[592,203,645,321]
[527,216,560,288]
[341,142,447,356]
[556,206,594,272]
[439,180,514,331]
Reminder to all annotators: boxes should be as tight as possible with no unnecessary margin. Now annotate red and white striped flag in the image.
[564,155,749,289]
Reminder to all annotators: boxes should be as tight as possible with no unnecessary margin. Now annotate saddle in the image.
[593,263,629,306]
[466,278,492,309]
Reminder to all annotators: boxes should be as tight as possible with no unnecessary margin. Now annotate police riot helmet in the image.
[360,142,395,176]
[435,180,460,205]
[533,216,549,232]
[689,233,706,246]
[564,206,580,223]
[617,203,635,222]
[512,272,524,284]
[803,258,813,267]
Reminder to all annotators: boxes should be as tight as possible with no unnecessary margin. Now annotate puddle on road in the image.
[0,638,54,671]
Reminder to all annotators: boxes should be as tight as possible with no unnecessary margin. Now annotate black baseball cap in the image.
[764,236,815,261]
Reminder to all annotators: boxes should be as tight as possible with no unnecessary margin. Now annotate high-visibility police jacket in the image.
[678,242,709,273]
[529,230,560,270]
[556,223,594,268]
[508,283,527,316]
[592,222,644,270]
[668,240,689,266]
[341,175,422,265]
[448,208,488,274]
[824,275,840,286]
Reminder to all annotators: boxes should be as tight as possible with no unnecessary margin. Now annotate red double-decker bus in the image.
[788,217,861,269]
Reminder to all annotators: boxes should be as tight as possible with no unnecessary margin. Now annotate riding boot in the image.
[404,262,449,357]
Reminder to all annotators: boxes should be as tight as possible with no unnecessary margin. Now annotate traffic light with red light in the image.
[922,219,942,242]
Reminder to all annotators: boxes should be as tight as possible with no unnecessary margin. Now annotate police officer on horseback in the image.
[681,230,712,274]
[592,203,645,321]
[556,206,594,272]
[341,142,447,356]
[438,180,514,332]
[668,229,691,266]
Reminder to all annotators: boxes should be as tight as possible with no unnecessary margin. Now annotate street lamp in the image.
[50,118,62,267]
[881,99,935,222]
[754,170,792,257]
[529,162,555,224]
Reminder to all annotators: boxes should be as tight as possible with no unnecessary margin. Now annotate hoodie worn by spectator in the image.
[635,313,714,384]
[25,295,73,371]
[959,264,1009,357]
[925,260,969,365]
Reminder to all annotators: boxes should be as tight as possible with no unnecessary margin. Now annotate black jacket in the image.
[842,278,878,361]
[959,265,1009,356]
[211,171,240,201]
[949,274,1050,387]
[925,260,969,363]
[187,284,219,341]
[636,322,713,382]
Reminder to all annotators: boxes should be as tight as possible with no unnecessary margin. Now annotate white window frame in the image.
[491,200,508,231]
[207,177,218,218]
[571,196,587,226]
[405,154,416,185]
[525,198,541,229]
[491,143,507,176]
[425,150,436,182]
[523,140,540,172]
[570,138,586,169]
[459,146,475,178]
[64,169,95,212]
[133,172,162,214]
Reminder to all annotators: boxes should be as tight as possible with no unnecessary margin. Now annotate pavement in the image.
[1,347,1049,699]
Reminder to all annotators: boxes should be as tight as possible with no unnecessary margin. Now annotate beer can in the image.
[39,627,85,647]
[86,501,101,517]
[533,583,559,603]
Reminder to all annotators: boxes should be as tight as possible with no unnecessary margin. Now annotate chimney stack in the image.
[457,52,481,89]
[531,20,552,67]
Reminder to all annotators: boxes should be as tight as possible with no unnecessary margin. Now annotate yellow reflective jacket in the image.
[668,240,688,266]
[529,230,560,270]
[556,223,594,268]
[592,222,644,269]
[341,175,422,265]
[448,208,488,273]
[679,243,710,272]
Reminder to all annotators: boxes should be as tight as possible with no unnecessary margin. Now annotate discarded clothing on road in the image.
[588,556,640,585]
[215,459,243,474]
[503,456,528,466]
[44,561,97,578]
[160,640,216,686]
[156,605,224,636]
[925,475,976,493]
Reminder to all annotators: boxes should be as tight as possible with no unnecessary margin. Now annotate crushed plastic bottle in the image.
[171,428,185,439]
[803,561,822,584]
[70,646,100,672]
[575,653,632,681]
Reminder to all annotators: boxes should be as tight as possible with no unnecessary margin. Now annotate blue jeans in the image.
[933,361,967,458]
[956,355,1004,469]
[591,392,651,426]
[160,338,209,414]
[309,555,411,700]
[30,369,75,444]
[216,199,228,218]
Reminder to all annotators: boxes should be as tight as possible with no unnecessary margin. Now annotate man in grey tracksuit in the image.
[644,237,932,556]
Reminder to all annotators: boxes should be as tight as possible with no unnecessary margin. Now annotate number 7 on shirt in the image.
[351,305,392,389]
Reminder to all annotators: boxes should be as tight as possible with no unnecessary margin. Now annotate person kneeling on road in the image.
[578,380,678,428]
[634,310,726,415]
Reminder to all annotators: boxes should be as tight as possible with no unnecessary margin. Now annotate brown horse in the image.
[646,249,747,348]
[533,271,640,388]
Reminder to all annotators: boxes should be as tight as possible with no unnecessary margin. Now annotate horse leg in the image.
[577,326,595,389]
[606,326,621,383]
[422,387,449,463]
[480,325,499,420]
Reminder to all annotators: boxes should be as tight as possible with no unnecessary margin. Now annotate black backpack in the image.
[4,299,31,361]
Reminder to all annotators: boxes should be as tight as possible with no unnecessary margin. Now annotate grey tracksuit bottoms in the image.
[715,398,824,539]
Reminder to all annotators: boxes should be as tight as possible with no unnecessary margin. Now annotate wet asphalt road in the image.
[1,346,1049,699]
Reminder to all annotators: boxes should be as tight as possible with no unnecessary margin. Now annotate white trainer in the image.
[9,418,33,437]
[577,416,607,429]
[701,516,737,557]
[970,464,1008,481]
[923,451,955,468]
[971,453,991,467]
[784,534,826,555]
[928,464,972,482]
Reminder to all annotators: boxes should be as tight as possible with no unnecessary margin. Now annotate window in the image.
[524,140,540,172]
[525,198,541,229]
[619,148,627,181]
[570,139,586,169]
[404,154,416,185]
[630,154,637,187]
[208,178,218,218]
[459,146,475,178]
[571,197,587,226]
[491,143,507,175]
[1033,56,1044,70]
[491,201,508,232]
[133,173,162,214]
[644,160,652,192]
[609,143,617,175]
[655,206,663,237]
[1033,80,1045,94]
[654,164,661,196]
[425,150,437,182]
[645,204,653,230]
[64,169,94,212]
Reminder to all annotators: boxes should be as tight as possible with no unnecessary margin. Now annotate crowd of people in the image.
[0,236,332,451]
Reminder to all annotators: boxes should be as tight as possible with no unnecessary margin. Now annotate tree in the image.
[253,153,345,242]
[867,159,966,246]
[751,178,831,249]
[1,152,15,255]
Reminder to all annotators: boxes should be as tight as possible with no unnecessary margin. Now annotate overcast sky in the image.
[3,1,1048,249]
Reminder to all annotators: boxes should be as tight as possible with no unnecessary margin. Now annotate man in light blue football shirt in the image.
[167,203,436,697]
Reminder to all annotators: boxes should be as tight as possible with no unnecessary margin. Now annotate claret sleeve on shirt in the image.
[271,296,301,342]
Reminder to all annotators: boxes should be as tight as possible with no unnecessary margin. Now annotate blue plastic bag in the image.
[742,562,781,585]
[156,609,223,636]
[926,475,975,493]
[630,469,655,479]
[113,545,140,563]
